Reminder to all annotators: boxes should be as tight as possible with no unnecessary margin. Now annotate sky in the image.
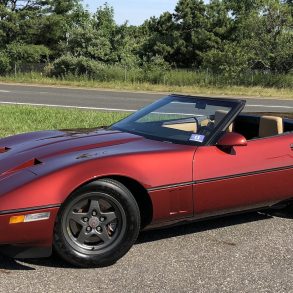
[83,0,179,25]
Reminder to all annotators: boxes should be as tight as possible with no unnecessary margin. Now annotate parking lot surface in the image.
[1,210,293,293]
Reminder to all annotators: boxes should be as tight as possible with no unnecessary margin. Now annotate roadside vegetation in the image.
[0,72,293,99]
[1,72,293,99]
[0,105,127,138]
[0,0,292,97]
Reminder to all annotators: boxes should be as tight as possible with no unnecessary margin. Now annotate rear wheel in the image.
[53,179,140,267]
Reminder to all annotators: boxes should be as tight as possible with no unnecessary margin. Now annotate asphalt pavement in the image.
[0,83,292,112]
[0,210,293,293]
[0,83,293,292]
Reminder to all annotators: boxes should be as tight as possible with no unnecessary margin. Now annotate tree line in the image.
[0,0,292,84]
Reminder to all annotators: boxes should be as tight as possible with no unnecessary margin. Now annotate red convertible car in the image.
[0,95,292,267]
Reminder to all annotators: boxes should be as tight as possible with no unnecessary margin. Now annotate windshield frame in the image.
[110,95,245,146]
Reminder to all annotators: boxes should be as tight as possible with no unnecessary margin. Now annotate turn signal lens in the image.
[9,212,50,224]
[9,215,25,224]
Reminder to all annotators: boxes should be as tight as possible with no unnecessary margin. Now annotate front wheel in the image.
[53,179,140,267]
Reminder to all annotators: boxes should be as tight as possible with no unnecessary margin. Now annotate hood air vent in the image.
[3,158,42,175]
[0,147,10,153]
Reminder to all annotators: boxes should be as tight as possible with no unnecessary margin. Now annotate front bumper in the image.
[0,206,59,258]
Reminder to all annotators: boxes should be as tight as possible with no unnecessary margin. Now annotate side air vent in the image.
[3,158,42,175]
[0,147,10,153]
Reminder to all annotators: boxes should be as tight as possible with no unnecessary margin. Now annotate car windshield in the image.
[111,95,241,145]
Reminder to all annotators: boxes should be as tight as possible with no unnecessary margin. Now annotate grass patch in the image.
[0,72,292,99]
[0,105,128,138]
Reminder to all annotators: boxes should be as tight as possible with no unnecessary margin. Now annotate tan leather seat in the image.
[200,119,210,127]
[163,122,197,132]
[259,116,283,138]
[214,110,233,132]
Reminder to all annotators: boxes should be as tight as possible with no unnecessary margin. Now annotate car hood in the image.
[0,128,146,176]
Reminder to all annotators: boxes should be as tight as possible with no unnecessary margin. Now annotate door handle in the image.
[291,144,293,150]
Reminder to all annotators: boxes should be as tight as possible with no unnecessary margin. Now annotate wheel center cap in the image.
[89,217,99,228]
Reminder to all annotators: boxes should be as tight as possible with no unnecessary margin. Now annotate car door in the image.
[193,134,293,216]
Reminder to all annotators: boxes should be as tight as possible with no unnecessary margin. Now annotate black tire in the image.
[53,179,140,267]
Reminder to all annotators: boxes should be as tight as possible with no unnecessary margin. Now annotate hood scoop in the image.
[0,147,10,153]
[2,158,42,175]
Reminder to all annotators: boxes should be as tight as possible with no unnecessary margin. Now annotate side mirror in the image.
[217,132,247,147]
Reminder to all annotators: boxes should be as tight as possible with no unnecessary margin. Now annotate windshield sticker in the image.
[189,134,205,143]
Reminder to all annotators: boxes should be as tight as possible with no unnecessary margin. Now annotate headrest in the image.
[259,116,283,138]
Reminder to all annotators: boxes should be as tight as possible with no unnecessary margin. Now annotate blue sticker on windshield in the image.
[189,134,205,143]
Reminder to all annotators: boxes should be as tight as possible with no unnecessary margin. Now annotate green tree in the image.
[202,42,252,77]
[35,0,83,56]
[232,0,293,73]
[62,4,115,62]
[206,0,233,42]
[0,51,11,73]
[173,0,212,67]
[6,42,50,67]
[63,3,140,66]
[142,0,232,68]
[223,0,265,17]
[142,12,178,65]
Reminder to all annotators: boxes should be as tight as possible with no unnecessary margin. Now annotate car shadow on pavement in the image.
[261,206,293,220]
[137,211,273,244]
[138,208,293,244]
[0,254,35,271]
[0,209,291,270]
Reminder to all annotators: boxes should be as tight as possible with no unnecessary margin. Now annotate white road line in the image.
[173,101,293,109]
[0,101,292,112]
[0,90,11,93]
[172,101,195,105]
[0,101,136,112]
[153,111,194,116]
[153,111,205,117]
[246,104,293,109]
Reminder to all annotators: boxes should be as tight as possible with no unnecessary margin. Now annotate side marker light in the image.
[9,212,50,224]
